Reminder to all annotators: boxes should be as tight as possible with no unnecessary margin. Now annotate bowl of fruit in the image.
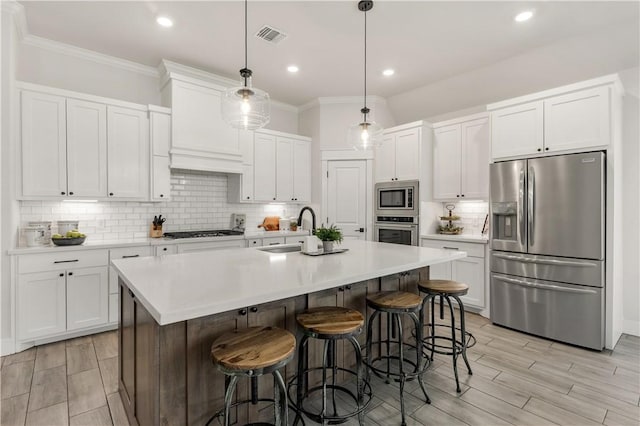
[51,230,87,246]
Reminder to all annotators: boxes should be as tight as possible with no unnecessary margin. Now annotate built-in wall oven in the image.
[374,180,420,246]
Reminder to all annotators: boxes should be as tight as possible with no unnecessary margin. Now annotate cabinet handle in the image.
[59,273,64,277]
[128,289,135,299]
[338,287,344,292]
[545,147,549,151]
[346,285,352,290]
[250,307,258,313]
[246,196,250,200]
[461,194,465,197]
[239,309,247,316]
[160,194,164,198]
[68,272,73,276]
[442,246,459,250]
[456,195,460,198]
[69,191,74,195]
[122,255,140,259]
[273,198,276,201]
[109,192,114,196]
[61,191,66,195]
[268,242,280,246]
[54,259,79,264]
[537,148,542,152]
[163,247,168,251]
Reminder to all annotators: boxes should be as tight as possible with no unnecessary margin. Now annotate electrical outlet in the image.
[232,213,246,230]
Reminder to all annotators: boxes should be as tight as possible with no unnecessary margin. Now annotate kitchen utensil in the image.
[52,236,86,246]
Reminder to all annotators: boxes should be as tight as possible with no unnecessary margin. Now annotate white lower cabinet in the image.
[421,239,487,310]
[108,246,154,324]
[177,239,245,253]
[262,237,286,246]
[17,249,109,341]
[66,266,109,331]
[154,244,178,255]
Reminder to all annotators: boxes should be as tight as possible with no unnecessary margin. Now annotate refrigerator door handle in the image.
[493,274,598,294]
[492,253,598,267]
[528,166,535,247]
[518,167,525,246]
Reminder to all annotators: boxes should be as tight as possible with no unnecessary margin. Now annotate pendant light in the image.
[349,0,383,150]
[221,0,270,130]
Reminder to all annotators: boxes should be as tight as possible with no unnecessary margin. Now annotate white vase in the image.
[322,241,334,252]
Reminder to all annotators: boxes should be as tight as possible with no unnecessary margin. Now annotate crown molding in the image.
[298,95,388,112]
[22,34,159,77]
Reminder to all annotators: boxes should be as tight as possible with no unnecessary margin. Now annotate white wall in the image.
[388,22,639,124]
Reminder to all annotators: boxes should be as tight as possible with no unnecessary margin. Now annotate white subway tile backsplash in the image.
[438,201,489,236]
[18,170,302,242]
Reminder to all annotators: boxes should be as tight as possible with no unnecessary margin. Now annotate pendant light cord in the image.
[244,0,248,71]
[363,8,367,115]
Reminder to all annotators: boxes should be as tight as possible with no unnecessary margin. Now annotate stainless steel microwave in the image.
[375,180,419,216]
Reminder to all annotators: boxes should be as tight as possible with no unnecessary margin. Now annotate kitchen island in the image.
[112,240,466,425]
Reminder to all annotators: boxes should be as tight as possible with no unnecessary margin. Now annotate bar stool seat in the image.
[365,291,430,426]
[418,279,476,393]
[289,306,371,425]
[208,326,295,426]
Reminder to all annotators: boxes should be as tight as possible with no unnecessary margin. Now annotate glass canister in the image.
[28,221,52,245]
[23,226,46,247]
[57,220,80,236]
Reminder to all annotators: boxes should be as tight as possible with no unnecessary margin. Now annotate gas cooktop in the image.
[163,230,244,239]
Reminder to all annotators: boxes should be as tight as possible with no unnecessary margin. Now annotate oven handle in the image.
[493,274,598,294]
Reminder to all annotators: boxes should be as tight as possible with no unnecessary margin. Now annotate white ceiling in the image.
[19,1,640,106]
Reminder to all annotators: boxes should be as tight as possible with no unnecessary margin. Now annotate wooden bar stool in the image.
[365,291,430,426]
[208,326,296,426]
[289,306,372,425]
[418,279,476,393]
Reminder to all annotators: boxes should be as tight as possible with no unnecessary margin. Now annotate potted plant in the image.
[314,224,343,252]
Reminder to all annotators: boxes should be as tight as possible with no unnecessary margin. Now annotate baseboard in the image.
[622,319,640,337]
[1,337,16,356]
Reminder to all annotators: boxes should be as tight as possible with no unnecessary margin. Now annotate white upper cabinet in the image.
[491,101,544,160]
[21,91,68,197]
[276,138,294,201]
[107,106,149,199]
[253,132,277,202]
[292,140,311,203]
[375,127,421,182]
[164,78,242,173]
[150,110,172,201]
[66,99,107,198]
[489,75,620,161]
[544,86,610,153]
[433,115,489,201]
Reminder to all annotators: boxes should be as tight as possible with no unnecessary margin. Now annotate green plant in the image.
[314,224,343,243]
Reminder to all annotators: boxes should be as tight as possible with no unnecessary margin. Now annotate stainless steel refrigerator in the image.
[490,151,605,350]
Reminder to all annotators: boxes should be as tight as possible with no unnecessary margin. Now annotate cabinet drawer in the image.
[19,249,109,274]
[177,239,245,253]
[263,237,286,246]
[285,236,306,245]
[247,239,263,247]
[421,239,485,258]
[154,245,177,256]
[110,246,153,261]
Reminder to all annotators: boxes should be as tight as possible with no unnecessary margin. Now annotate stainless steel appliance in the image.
[490,152,605,350]
[375,180,419,216]
[374,216,419,246]
[163,230,244,239]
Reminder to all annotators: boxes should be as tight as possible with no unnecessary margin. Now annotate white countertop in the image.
[421,233,489,244]
[7,229,311,255]
[112,240,466,326]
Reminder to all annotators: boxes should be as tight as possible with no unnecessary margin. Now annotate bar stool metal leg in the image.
[453,294,473,375]
[223,376,239,426]
[444,295,462,392]
[409,311,430,403]
[273,369,288,426]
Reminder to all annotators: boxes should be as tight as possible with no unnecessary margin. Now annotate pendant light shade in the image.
[350,0,383,150]
[221,0,270,130]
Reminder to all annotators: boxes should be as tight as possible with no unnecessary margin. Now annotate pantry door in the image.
[327,161,367,241]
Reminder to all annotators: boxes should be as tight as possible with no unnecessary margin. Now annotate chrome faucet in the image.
[297,206,317,233]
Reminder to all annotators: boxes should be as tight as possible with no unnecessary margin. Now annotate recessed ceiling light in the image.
[287,65,299,73]
[156,16,174,28]
[514,10,534,22]
[382,69,395,77]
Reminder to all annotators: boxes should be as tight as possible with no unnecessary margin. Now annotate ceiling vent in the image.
[255,25,287,44]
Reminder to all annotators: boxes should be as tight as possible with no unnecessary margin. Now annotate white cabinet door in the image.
[240,163,254,201]
[452,256,485,308]
[276,138,294,201]
[375,135,396,182]
[152,156,171,200]
[460,117,490,199]
[239,130,254,165]
[151,111,171,156]
[433,125,462,200]
[18,271,66,340]
[21,91,68,197]
[254,132,276,201]
[107,106,149,199]
[544,86,610,153]
[171,80,239,155]
[327,160,367,241]
[491,101,543,160]
[428,262,451,280]
[394,128,421,181]
[292,140,311,202]
[177,240,245,253]
[66,99,107,198]
[67,266,109,331]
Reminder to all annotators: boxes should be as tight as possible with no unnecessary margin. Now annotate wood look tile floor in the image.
[1,313,639,426]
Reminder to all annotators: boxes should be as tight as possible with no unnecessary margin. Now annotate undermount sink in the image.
[257,245,302,254]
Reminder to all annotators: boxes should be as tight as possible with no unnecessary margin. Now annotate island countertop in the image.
[112,240,466,325]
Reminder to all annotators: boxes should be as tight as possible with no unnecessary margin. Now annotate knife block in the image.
[150,224,163,238]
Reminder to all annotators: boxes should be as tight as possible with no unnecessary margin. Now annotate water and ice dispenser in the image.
[491,202,519,243]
